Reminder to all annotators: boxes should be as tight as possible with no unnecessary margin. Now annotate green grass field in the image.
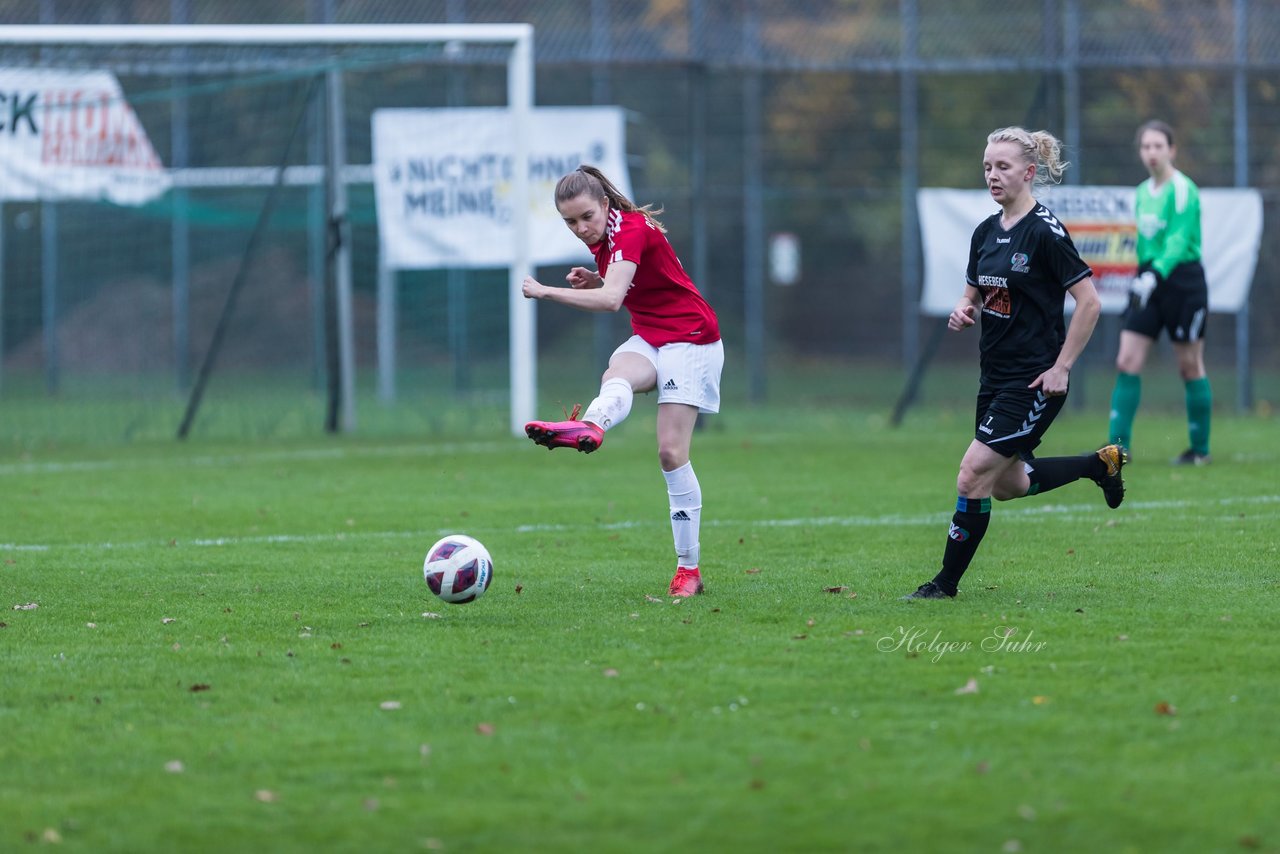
[2,403,1277,852]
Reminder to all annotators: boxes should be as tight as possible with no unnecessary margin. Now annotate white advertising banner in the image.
[918,186,1262,316]
[373,106,629,270]
[0,68,170,205]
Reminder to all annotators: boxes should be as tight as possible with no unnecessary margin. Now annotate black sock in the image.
[932,496,991,594]
[1025,453,1104,495]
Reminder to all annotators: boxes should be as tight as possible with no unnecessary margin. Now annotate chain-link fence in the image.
[0,1,1275,443]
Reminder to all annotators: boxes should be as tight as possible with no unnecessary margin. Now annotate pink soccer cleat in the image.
[668,566,704,598]
[524,403,605,454]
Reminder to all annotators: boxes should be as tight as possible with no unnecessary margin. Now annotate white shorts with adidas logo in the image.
[613,335,724,414]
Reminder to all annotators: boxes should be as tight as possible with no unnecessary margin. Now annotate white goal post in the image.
[0,24,537,436]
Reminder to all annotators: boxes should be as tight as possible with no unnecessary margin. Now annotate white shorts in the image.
[613,336,724,414]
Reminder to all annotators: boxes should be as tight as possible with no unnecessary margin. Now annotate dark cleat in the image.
[902,580,956,600]
[1093,444,1130,509]
[1172,448,1211,466]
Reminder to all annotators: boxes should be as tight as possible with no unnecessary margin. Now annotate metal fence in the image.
[0,0,1275,442]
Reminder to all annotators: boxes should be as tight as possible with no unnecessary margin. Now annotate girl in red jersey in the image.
[521,165,723,598]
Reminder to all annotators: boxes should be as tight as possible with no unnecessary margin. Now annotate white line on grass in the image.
[0,441,512,476]
[5,494,1277,554]
[7,445,1273,477]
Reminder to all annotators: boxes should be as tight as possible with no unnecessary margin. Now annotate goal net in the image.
[0,24,534,443]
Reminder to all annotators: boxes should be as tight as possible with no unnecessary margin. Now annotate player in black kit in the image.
[905,127,1128,601]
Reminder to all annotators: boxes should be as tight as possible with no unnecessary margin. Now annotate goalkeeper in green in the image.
[1108,120,1212,465]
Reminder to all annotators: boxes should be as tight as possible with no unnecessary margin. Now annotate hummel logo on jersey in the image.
[1035,208,1065,237]
[671,510,691,522]
[663,378,679,391]
[996,237,1010,244]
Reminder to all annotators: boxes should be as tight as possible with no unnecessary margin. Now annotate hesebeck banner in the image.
[918,186,1262,315]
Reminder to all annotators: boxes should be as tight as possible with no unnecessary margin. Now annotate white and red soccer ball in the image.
[423,534,493,604]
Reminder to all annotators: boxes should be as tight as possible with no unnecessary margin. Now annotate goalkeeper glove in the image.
[1129,270,1159,312]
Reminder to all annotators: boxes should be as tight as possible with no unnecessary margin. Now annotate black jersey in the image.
[965,203,1092,388]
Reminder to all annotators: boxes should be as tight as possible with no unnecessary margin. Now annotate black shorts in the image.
[1125,261,1208,343]
[974,386,1067,459]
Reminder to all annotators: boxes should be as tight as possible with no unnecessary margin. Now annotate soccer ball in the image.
[423,534,493,604]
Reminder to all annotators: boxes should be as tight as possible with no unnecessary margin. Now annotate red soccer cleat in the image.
[668,566,704,598]
[524,403,604,454]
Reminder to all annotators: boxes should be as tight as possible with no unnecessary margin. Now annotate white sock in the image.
[583,377,633,431]
[663,461,701,568]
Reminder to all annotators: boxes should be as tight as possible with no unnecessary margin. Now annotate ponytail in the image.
[987,126,1070,196]
[554,165,666,232]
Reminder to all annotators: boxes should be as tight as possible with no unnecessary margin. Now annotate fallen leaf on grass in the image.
[744,568,762,574]
[476,722,495,736]
[1154,701,1177,716]
[165,760,185,773]
[13,603,38,611]
[162,617,176,624]
[602,668,619,678]
[421,612,442,619]
[515,584,523,595]
[254,790,278,803]
[954,678,980,695]
[1032,696,1050,705]
[189,684,211,693]
[823,586,848,594]
[644,595,663,604]
[380,701,402,711]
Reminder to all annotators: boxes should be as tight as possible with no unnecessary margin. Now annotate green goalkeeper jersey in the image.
[1135,169,1201,279]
